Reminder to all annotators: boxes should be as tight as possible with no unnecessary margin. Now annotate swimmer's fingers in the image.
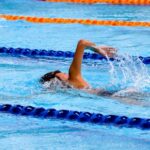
[107,49,117,58]
[102,46,117,54]
[95,46,117,58]
[105,47,117,58]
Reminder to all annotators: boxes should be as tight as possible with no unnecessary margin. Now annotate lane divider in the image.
[40,0,150,5]
[0,14,150,27]
[0,47,150,64]
[0,104,150,129]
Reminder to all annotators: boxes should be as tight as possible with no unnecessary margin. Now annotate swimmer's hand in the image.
[93,46,117,58]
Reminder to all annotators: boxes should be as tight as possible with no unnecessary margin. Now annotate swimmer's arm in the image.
[69,39,96,80]
[69,39,117,80]
[87,45,117,58]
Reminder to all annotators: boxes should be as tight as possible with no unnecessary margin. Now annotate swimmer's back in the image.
[84,88,113,96]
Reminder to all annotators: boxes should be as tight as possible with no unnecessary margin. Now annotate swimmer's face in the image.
[55,72,68,81]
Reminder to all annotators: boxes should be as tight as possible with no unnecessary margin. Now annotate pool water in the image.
[0,0,150,150]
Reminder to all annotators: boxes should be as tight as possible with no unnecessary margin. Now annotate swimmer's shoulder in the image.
[68,78,89,89]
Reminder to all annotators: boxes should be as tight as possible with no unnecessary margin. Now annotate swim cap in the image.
[40,70,61,83]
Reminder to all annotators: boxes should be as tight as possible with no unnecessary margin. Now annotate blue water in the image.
[0,0,150,150]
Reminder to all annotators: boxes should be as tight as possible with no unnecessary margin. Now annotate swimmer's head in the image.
[40,70,68,84]
[40,70,61,83]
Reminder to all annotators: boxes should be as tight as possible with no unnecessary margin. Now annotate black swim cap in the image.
[40,70,61,83]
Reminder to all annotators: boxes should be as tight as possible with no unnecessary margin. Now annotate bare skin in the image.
[55,39,117,89]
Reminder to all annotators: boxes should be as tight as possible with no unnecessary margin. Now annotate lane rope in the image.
[0,104,150,129]
[0,47,150,64]
[40,0,150,5]
[0,14,150,27]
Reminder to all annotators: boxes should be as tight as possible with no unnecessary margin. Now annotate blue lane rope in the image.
[0,104,150,129]
[0,47,150,64]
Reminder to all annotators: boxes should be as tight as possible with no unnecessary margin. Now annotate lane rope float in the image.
[0,47,150,64]
[40,0,150,5]
[0,14,150,27]
[0,104,150,129]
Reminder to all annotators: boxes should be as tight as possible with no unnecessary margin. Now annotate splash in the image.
[107,54,150,94]
[43,77,72,91]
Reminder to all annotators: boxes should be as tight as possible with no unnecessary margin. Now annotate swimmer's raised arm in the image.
[68,39,116,88]
[69,39,95,81]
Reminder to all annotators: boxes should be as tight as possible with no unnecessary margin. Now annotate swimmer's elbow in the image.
[78,39,96,49]
[78,39,89,47]
[78,39,93,47]
[78,39,86,45]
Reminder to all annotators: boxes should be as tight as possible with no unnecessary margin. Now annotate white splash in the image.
[43,77,72,91]
[107,54,150,93]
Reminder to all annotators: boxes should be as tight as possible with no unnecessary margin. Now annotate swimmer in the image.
[40,39,117,96]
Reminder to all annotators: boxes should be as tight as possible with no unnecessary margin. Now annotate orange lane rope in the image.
[43,0,150,5]
[0,14,150,27]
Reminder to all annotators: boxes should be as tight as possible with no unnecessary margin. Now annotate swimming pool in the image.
[0,0,150,149]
